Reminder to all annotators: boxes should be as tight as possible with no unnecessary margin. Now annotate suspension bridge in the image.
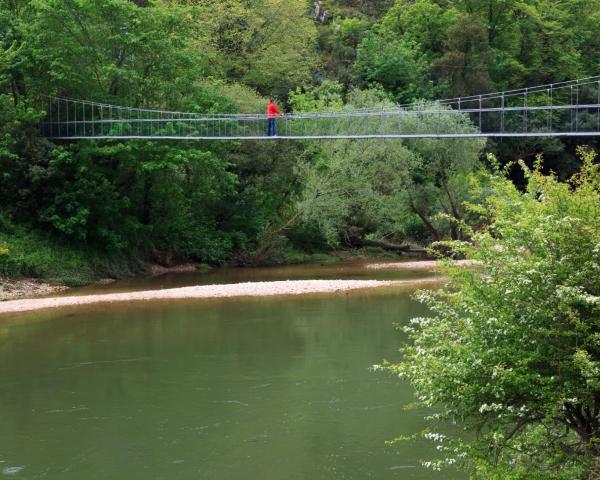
[41,76,600,141]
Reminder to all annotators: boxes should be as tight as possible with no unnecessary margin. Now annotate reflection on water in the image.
[0,265,462,480]
[62,260,433,296]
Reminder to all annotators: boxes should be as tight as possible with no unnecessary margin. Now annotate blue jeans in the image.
[267,118,277,136]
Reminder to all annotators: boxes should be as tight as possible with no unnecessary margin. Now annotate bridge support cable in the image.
[40,76,600,140]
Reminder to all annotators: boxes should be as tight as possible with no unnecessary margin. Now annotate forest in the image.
[1,0,599,283]
[1,1,599,479]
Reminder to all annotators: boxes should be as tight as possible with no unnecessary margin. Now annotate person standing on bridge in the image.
[267,98,283,136]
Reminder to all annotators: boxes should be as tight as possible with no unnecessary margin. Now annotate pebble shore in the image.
[0,278,444,315]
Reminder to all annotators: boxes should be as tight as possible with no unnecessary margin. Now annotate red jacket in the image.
[267,101,282,118]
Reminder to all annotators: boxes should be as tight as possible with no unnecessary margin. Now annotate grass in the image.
[0,219,404,288]
[0,221,145,286]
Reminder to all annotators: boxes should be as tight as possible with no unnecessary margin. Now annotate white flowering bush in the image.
[388,148,600,479]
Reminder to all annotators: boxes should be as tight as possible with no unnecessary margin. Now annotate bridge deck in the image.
[45,132,600,141]
[40,76,600,140]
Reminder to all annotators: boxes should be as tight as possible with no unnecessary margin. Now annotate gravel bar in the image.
[0,278,445,315]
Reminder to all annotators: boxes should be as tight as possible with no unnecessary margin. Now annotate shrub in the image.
[387,148,600,479]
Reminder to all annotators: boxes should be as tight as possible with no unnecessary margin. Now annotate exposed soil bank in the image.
[366,259,478,271]
[148,262,200,276]
[0,277,68,301]
[0,277,444,315]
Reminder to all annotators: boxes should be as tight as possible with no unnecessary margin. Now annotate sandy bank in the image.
[0,278,444,315]
[366,259,478,271]
[0,278,68,301]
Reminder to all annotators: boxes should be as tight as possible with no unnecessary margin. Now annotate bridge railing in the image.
[40,76,600,139]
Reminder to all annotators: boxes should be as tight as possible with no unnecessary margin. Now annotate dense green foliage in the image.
[1,1,599,476]
[386,150,599,478]
[0,216,143,285]
[0,0,316,279]
[0,0,598,282]
[322,0,600,97]
[319,0,600,173]
[294,89,485,245]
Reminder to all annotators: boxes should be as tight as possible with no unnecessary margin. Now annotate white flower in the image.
[479,403,503,413]
[424,432,446,442]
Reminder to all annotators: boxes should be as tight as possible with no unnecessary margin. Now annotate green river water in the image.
[0,262,462,479]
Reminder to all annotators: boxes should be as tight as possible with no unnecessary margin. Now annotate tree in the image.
[321,16,372,86]
[288,80,344,112]
[355,32,433,102]
[22,0,210,107]
[296,138,419,246]
[331,0,395,18]
[387,149,600,479]
[432,15,493,97]
[294,89,485,246]
[198,0,319,98]
[381,0,458,59]
[399,113,486,241]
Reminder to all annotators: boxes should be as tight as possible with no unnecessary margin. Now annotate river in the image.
[0,262,462,479]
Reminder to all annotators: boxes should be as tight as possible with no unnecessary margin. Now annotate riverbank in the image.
[0,277,68,301]
[1,220,416,299]
[0,222,146,288]
[0,277,445,315]
[0,258,475,303]
[365,259,478,271]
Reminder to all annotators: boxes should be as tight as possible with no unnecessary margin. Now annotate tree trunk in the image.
[248,210,301,264]
[440,176,463,240]
[409,195,441,242]
[349,236,425,254]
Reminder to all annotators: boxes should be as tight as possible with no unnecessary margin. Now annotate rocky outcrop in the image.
[312,2,331,24]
